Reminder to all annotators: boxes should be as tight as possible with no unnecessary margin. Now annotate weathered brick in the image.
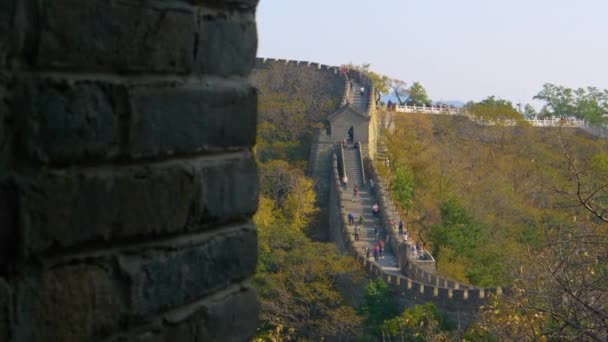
[0,278,10,342]
[163,288,259,342]
[129,81,257,157]
[17,79,122,164]
[120,226,257,315]
[196,10,257,76]
[0,182,17,268]
[34,0,195,73]
[21,265,124,342]
[20,153,257,254]
[0,77,9,168]
[18,78,257,164]
[0,1,13,66]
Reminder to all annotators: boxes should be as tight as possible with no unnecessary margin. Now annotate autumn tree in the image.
[254,161,364,340]
[382,303,451,341]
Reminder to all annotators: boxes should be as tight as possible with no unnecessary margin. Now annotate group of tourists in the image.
[411,241,426,260]
[343,171,429,264]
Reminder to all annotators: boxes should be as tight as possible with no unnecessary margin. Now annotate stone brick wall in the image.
[1,0,259,341]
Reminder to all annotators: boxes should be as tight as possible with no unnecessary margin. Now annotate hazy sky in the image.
[256,0,608,105]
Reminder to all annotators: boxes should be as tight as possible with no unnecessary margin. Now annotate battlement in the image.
[255,57,376,116]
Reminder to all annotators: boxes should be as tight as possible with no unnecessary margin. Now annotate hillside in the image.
[381,113,607,286]
[251,61,345,165]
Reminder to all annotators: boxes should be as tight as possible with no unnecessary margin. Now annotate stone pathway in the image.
[339,173,401,276]
[346,79,369,114]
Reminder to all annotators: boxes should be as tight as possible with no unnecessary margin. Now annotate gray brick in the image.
[18,79,257,164]
[0,1,13,66]
[120,226,257,315]
[195,10,257,76]
[0,77,9,168]
[0,182,17,267]
[129,81,257,158]
[0,278,10,342]
[20,153,257,254]
[163,288,259,342]
[35,0,195,73]
[20,265,124,342]
[18,79,122,164]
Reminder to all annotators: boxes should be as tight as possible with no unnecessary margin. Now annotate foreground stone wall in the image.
[1,1,259,341]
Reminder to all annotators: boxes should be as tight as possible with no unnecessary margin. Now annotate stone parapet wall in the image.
[1,1,259,341]
[329,154,503,315]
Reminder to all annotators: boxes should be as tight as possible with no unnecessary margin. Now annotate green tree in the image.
[368,70,390,105]
[359,279,400,335]
[533,83,576,118]
[573,86,608,124]
[406,81,431,106]
[523,103,537,119]
[393,166,416,213]
[465,96,523,123]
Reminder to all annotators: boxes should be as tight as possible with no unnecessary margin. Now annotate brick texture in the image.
[121,226,257,315]
[18,78,257,164]
[20,153,257,254]
[2,0,259,340]
[23,265,124,342]
[128,81,257,157]
[195,10,257,76]
[34,0,195,73]
[0,278,9,342]
[162,288,259,342]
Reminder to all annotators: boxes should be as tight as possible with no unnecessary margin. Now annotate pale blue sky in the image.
[256,0,608,105]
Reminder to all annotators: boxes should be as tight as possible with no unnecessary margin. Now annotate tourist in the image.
[342,174,348,190]
[360,86,364,96]
[352,185,359,201]
[366,247,371,259]
[347,212,355,225]
[372,202,379,217]
[398,219,404,235]
[378,240,384,258]
[354,226,360,241]
[369,179,374,191]
[354,215,364,229]
[373,245,379,261]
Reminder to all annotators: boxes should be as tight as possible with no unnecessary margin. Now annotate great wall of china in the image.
[255,57,512,320]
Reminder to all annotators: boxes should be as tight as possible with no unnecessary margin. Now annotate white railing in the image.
[386,105,607,135]
[394,104,461,115]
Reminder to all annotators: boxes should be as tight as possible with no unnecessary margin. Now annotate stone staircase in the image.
[347,80,369,114]
[342,147,364,187]
[340,147,401,276]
